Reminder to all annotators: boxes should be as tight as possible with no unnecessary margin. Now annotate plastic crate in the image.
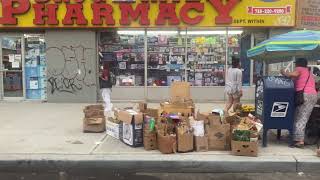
[26,89,41,99]
[25,67,39,78]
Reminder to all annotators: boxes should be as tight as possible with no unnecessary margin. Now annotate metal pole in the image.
[225,28,229,101]
[144,28,148,101]
[225,28,229,80]
[184,28,188,82]
[250,33,254,86]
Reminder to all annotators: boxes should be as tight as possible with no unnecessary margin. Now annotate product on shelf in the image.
[100,31,145,87]
[24,35,47,100]
[147,34,185,86]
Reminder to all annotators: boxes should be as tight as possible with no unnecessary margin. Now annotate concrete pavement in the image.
[0,102,319,173]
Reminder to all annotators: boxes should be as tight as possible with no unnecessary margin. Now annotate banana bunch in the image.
[241,105,255,112]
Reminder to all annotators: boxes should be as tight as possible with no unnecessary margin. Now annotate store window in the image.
[147,29,186,86]
[1,37,23,98]
[99,29,145,87]
[186,29,227,86]
[24,34,47,100]
[253,32,268,84]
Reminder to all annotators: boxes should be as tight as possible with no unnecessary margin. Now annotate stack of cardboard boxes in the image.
[82,82,261,157]
[161,82,195,116]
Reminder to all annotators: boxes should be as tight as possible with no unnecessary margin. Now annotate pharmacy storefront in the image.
[0,0,295,103]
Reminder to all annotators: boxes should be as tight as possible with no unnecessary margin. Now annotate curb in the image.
[0,154,298,174]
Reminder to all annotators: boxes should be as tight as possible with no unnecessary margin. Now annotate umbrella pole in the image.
[263,61,268,76]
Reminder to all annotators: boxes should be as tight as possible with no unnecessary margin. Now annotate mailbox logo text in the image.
[271,102,289,118]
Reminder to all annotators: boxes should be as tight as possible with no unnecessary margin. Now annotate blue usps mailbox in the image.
[255,76,295,147]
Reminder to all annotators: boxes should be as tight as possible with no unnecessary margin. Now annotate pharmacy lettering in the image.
[0,0,296,27]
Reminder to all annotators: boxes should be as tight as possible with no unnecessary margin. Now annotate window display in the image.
[24,34,47,100]
[2,37,23,98]
[147,30,186,86]
[228,34,241,64]
[98,28,246,87]
[187,31,227,86]
[99,30,145,86]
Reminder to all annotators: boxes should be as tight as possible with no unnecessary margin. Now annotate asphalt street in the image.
[0,172,319,180]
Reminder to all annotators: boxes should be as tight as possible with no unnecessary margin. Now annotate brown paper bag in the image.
[157,133,177,154]
[143,130,157,151]
[208,114,222,127]
[177,133,194,152]
[194,135,208,152]
[207,124,230,151]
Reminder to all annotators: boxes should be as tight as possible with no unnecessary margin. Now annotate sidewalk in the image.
[0,102,319,173]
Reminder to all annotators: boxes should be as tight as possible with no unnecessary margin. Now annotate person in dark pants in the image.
[281,58,317,148]
[100,63,113,115]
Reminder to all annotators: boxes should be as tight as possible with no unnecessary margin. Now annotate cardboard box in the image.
[117,110,144,147]
[170,82,191,101]
[83,109,104,118]
[83,117,106,133]
[157,133,177,154]
[106,120,120,139]
[84,104,104,110]
[138,102,147,112]
[170,97,194,106]
[145,108,161,119]
[207,124,230,151]
[231,140,258,157]
[177,132,194,153]
[143,130,157,151]
[160,103,195,116]
[194,135,208,152]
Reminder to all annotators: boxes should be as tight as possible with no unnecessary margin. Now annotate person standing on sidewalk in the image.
[224,56,243,114]
[281,58,317,148]
[99,63,113,114]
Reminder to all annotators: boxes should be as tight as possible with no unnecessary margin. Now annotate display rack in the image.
[147,35,186,86]
[24,35,47,100]
[187,35,227,86]
[100,31,145,86]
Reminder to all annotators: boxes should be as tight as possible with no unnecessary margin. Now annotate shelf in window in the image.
[188,69,213,72]
[2,47,17,51]
[147,44,185,47]
[194,61,219,64]
[148,52,185,55]
[101,43,144,46]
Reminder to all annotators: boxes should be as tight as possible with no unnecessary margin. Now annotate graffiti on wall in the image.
[47,45,96,94]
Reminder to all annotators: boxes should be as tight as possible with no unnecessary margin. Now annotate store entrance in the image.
[1,36,24,100]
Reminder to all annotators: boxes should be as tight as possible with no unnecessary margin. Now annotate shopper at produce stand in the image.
[280,58,317,148]
[99,63,113,114]
[224,57,243,114]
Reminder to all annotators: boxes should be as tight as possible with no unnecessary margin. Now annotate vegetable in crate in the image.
[233,130,251,142]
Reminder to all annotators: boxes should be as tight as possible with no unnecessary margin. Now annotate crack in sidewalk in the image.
[293,155,298,172]
[89,134,108,154]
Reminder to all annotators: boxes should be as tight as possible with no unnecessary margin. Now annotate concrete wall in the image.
[45,30,97,103]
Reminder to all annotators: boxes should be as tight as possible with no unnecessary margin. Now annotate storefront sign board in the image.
[296,0,320,30]
[0,0,296,28]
